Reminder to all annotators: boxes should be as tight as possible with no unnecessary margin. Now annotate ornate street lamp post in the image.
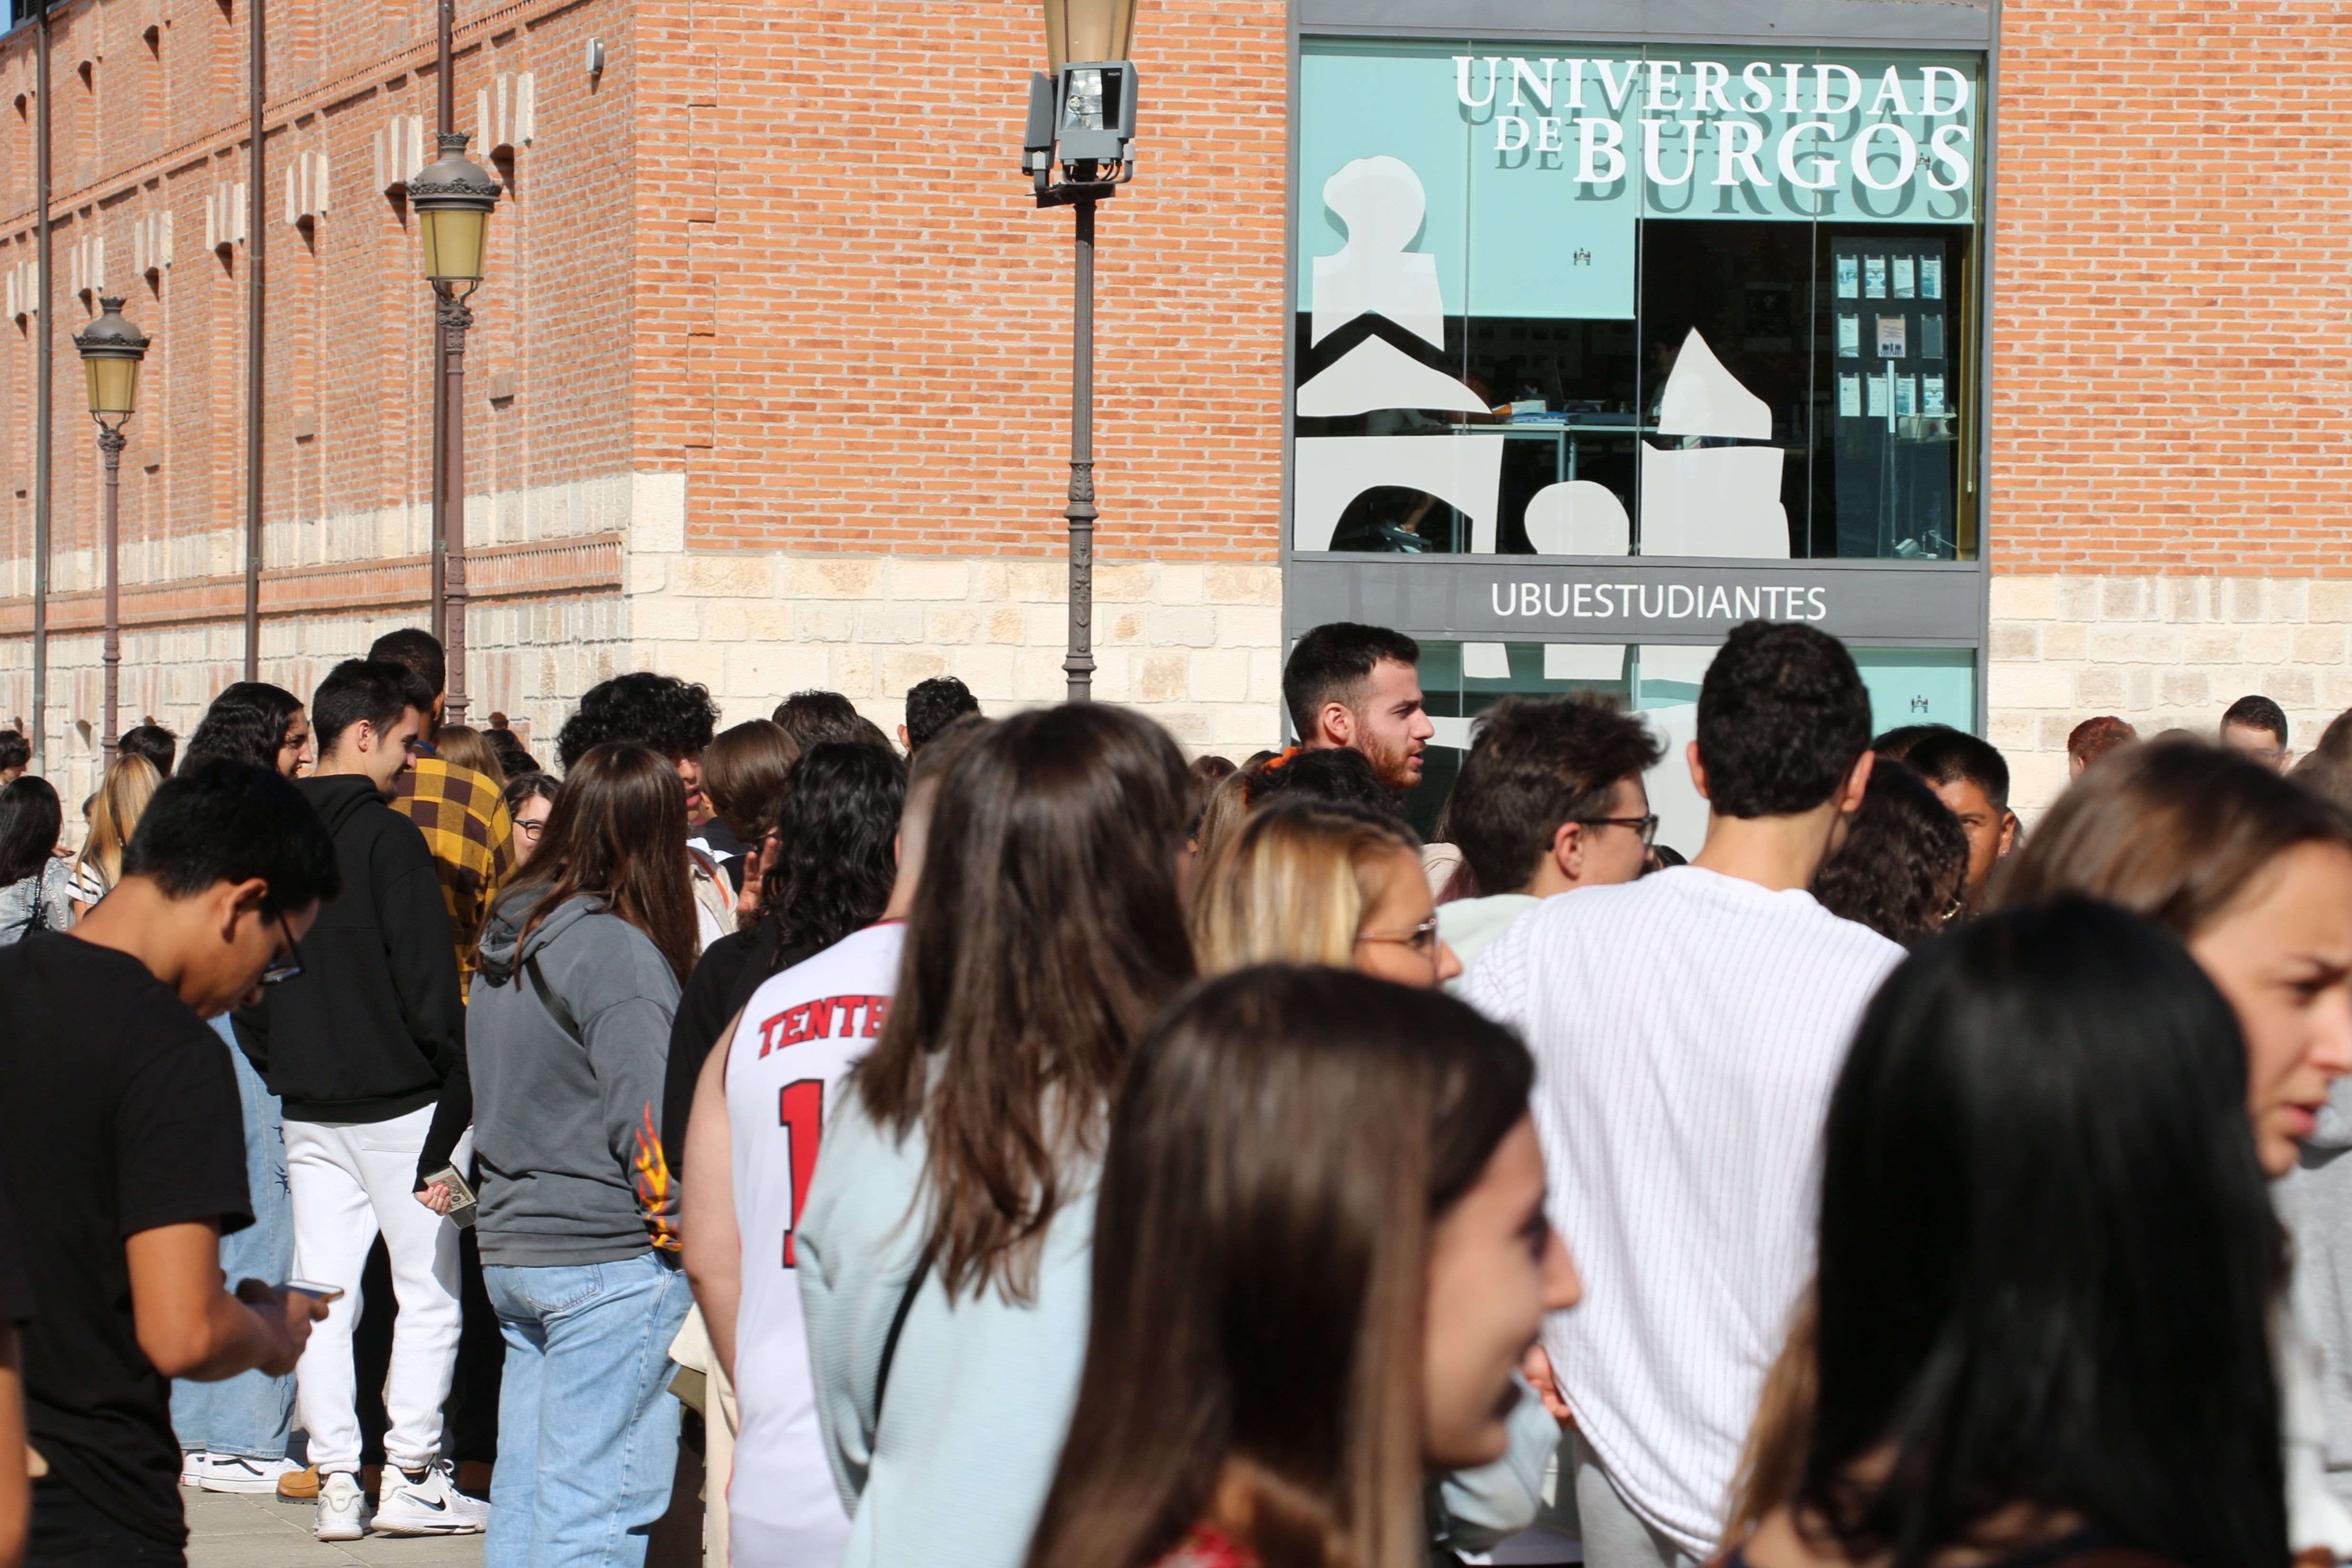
[409,131,499,725]
[72,297,148,765]
[1024,0,1139,703]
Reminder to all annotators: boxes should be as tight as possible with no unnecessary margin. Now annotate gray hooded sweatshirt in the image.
[468,889,683,1267]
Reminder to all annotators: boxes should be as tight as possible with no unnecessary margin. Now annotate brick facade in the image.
[0,0,2346,819]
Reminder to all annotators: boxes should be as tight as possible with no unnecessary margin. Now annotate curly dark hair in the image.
[1697,621,1873,819]
[760,740,907,972]
[1810,759,1969,947]
[184,682,307,773]
[556,672,720,770]
[904,676,981,752]
[1243,745,1401,817]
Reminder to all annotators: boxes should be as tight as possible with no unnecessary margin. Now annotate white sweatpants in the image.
[284,1104,470,1473]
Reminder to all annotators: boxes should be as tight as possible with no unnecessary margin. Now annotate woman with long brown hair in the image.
[1027,966,1583,1568]
[1986,738,2352,1559]
[797,703,1196,1568]
[458,740,701,1567]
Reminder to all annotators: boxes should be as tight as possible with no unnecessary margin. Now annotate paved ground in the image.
[184,1487,486,1568]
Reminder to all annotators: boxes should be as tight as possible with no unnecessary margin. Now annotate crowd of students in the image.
[0,621,2346,1568]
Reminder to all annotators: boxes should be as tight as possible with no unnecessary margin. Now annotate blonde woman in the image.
[1189,799,1461,989]
[68,754,161,916]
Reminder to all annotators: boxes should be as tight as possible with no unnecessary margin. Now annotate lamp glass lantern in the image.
[73,296,149,423]
[409,131,502,291]
[1040,0,1136,72]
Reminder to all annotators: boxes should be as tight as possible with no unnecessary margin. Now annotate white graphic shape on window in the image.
[1293,435,1505,553]
[1522,480,1632,557]
[1463,642,1512,679]
[1638,701,1707,857]
[1296,335,1490,418]
[1311,156,1446,350]
[1546,643,1626,681]
[1639,328,1788,559]
[1655,328,1772,440]
[1428,715,1477,751]
[1638,445,1791,559]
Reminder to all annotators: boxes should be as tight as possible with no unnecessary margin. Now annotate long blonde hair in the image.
[73,755,161,898]
[1188,800,1420,976]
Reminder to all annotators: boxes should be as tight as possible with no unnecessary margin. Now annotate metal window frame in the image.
[1279,0,2002,735]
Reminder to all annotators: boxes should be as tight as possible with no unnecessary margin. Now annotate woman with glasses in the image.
[499,774,558,868]
[1190,799,1463,989]
[168,685,325,1494]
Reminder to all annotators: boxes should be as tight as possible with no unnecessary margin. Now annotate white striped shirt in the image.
[1464,866,1904,1558]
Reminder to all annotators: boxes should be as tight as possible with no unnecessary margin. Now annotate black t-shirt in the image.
[661,920,823,1177]
[0,1157,31,1327]
[0,932,252,1550]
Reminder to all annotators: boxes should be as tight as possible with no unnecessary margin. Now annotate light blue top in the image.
[799,1084,1563,1567]
[798,1085,1097,1568]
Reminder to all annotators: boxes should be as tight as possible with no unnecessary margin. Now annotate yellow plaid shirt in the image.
[391,757,517,991]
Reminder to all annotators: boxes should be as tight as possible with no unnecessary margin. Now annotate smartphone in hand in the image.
[282,1279,345,1304]
[420,1165,480,1229]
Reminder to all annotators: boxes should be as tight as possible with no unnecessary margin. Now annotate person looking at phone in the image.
[0,760,339,1568]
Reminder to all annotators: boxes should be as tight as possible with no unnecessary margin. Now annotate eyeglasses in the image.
[260,907,305,986]
[516,817,546,842]
[1356,918,1441,959]
[1572,813,1660,847]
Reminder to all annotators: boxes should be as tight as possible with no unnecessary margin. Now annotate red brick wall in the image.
[650,0,1290,563]
[0,0,639,636]
[1989,1,2352,576]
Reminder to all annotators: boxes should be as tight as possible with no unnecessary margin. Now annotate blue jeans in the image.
[170,1018,296,1460]
[483,1252,692,1568]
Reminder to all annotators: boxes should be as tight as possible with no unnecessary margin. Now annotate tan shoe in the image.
[276,1464,319,1500]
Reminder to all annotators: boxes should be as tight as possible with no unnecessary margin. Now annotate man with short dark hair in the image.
[1281,621,1435,794]
[562,671,736,946]
[367,629,517,987]
[1905,728,2017,915]
[772,689,895,753]
[235,660,484,1541]
[2067,714,2137,779]
[1466,622,1903,1568]
[899,676,980,756]
[1439,696,1664,979]
[0,760,337,1566]
[2222,693,2293,771]
[118,721,178,778]
[0,730,29,785]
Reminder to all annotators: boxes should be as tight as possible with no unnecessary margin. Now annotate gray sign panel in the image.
[1286,556,1984,644]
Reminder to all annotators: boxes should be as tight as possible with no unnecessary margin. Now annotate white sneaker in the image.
[189,1452,303,1494]
[371,1460,489,1536]
[315,1470,368,1541]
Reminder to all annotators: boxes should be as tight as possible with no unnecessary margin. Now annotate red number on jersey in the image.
[779,1079,823,1267]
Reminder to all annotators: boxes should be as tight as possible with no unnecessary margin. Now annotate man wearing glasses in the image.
[1464,622,1905,1568]
[1435,695,1667,985]
[233,659,486,1542]
[0,760,339,1566]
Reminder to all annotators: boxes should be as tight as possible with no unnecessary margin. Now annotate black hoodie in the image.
[235,773,467,1141]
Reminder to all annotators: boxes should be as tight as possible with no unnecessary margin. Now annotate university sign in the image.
[1286,557,1984,645]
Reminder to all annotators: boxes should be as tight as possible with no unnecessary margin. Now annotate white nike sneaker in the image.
[315,1470,368,1541]
[371,1460,490,1536]
[189,1452,304,1494]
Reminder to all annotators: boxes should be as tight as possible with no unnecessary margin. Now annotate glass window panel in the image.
[1293,40,1982,563]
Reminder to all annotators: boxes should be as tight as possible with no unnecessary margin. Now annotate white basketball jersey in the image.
[724,920,906,1567]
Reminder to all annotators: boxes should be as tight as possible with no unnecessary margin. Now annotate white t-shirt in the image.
[725,920,907,1568]
[1463,866,1904,1558]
